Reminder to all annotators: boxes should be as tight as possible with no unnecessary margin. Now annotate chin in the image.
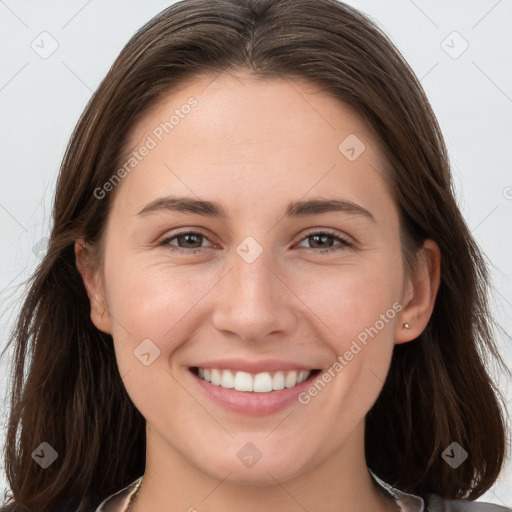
[191,439,319,486]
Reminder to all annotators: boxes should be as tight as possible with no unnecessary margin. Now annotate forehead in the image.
[112,72,396,225]
[128,72,375,157]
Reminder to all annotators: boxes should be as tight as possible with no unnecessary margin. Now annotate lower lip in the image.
[189,369,320,416]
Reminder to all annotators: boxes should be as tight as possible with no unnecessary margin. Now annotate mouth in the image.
[187,359,325,415]
[190,366,322,392]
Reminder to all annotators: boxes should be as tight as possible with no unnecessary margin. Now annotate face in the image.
[82,72,419,485]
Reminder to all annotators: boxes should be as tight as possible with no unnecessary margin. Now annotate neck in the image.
[130,421,398,512]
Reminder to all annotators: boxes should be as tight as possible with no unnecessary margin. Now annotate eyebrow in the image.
[137,195,376,222]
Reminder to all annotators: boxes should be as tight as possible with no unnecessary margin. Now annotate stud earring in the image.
[403,323,410,329]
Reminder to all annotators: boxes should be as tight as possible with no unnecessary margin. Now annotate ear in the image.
[75,239,112,334]
[395,239,441,344]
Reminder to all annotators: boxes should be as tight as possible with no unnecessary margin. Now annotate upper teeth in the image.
[197,368,311,392]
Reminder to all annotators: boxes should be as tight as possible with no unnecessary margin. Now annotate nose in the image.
[211,246,297,343]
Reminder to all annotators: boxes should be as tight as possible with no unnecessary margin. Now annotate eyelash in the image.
[159,229,353,255]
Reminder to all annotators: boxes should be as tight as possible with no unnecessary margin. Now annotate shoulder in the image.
[425,494,512,512]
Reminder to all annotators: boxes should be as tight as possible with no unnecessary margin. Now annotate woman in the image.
[1,0,510,511]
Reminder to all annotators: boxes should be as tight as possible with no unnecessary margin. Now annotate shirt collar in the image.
[369,469,425,512]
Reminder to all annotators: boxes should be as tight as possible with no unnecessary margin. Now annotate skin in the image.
[76,72,440,512]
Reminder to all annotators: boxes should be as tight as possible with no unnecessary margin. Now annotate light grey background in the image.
[0,0,511,505]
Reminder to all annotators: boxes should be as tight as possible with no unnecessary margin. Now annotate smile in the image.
[193,367,315,392]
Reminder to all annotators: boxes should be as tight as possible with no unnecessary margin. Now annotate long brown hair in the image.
[1,0,509,510]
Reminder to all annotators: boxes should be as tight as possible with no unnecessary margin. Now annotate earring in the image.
[403,323,410,329]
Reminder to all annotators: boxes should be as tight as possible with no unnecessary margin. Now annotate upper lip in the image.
[191,358,320,374]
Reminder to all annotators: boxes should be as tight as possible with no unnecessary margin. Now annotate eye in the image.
[296,230,352,253]
[160,231,214,253]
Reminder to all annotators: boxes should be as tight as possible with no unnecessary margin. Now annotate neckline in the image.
[98,470,425,512]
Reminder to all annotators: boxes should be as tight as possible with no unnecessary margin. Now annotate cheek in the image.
[104,259,217,419]
[294,257,401,341]
[103,256,220,370]
[292,258,401,400]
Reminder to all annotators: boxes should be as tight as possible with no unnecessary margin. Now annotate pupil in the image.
[180,234,202,248]
[311,234,331,248]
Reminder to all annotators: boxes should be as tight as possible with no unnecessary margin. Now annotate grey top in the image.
[94,470,512,512]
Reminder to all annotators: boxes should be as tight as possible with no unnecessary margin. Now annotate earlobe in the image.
[395,239,441,344]
[74,239,112,334]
